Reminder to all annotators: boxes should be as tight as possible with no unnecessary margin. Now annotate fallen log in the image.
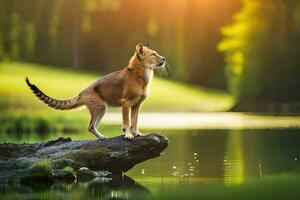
[0,133,168,183]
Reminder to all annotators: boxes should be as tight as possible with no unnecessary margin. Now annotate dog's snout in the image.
[160,58,166,65]
[158,57,166,66]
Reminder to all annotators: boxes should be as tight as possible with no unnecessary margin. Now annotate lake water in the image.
[1,128,300,200]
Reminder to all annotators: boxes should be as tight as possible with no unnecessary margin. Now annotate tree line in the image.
[219,0,300,110]
[0,0,241,89]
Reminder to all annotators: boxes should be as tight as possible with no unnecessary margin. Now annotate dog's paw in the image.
[130,128,144,137]
[98,136,108,141]
[136,132,144,136]
[132,131,144,137]
[93,133,108,140]
[124,133,134,140]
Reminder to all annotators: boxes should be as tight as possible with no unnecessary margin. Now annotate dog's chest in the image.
[143,69,153,97]
[144,68,154,84]
[133,70,153,104]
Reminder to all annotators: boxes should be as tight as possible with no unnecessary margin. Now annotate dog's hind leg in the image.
[88,106,107,140]
[86,94,108,140]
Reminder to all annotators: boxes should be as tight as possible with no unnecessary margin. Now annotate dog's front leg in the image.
[131,102,143,136]
[122,100,134,139]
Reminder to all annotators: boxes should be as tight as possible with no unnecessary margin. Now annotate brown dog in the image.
[26,43,168,140]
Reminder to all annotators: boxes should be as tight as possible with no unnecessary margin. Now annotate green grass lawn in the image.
[0,61,233,136]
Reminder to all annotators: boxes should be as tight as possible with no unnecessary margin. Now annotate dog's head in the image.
[135,43,167,69]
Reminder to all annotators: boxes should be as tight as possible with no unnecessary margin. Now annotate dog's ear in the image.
[136,43,144,57]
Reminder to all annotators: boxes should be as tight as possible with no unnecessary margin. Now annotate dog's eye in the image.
[151,53,156,56]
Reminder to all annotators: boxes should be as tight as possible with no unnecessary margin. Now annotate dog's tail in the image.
[25,77,81,110]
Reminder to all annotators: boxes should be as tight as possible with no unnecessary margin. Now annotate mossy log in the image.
[0,133,168,183]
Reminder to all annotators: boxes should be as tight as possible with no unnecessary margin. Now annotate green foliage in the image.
[62,166,76,181]
[19,159,54,185]
[32,159,53,175]
[219,0,300,104]
[63,166,74,174]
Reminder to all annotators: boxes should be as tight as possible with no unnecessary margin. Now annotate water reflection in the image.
[1,129,300,200]
[0,175,149,200]
[224,131,245,184]
[129,129,300,183]
[85,175,149,200]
